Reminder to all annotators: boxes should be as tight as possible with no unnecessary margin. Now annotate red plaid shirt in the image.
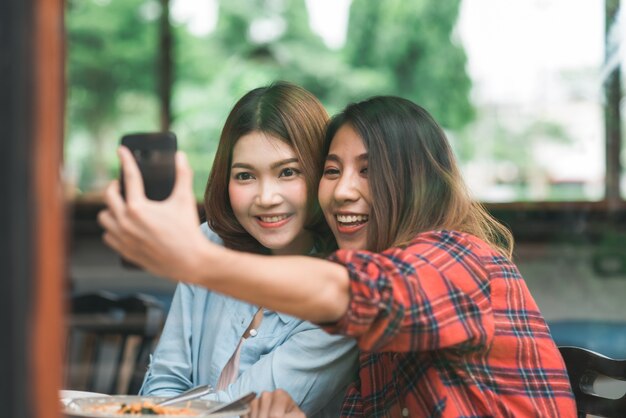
[324,230,576,417]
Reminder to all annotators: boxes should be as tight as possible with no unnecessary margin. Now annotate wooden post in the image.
[32,0,66,416]
[159,0,173,131]
[0,0,65,417]
[604,0,623,211]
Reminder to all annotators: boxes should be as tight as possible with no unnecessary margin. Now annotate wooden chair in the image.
[65,291,165,395]
[559,346,626,418]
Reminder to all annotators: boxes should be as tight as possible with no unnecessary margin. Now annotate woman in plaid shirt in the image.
[100,96,577,417]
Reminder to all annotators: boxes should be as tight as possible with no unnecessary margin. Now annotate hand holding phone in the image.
[119,132,177,268]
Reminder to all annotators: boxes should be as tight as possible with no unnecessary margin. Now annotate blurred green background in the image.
[65,0,605,202]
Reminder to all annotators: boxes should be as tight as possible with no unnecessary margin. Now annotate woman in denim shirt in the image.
[137,82,357,416]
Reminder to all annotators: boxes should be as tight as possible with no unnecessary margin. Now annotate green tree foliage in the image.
[174,0,357,196]
[211,0,344,97]
[66,0,161,191]
[66,0,475,196]
[345,0,474,130]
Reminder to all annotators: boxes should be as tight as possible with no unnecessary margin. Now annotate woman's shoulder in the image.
[200,222,225,246]
[398,230,506,262]
[407,230,486,249]
[387,231,512,282]
[394,229,466,251]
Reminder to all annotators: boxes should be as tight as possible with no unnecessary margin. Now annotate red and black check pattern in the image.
[325,230,576,417]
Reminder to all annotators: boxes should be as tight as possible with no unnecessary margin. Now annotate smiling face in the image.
[318,124,371,250]
[228,131,313,255]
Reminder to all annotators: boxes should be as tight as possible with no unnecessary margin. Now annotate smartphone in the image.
[119,132,177,268]
[120,131,177,201]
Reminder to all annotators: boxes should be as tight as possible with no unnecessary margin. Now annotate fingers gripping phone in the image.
[119,132,177,268]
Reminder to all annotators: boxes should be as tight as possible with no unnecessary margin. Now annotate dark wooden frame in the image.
[0,1,36,416]
[1,0,65,417]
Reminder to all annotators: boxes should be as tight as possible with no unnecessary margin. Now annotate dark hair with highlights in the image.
[324,96,513,257]
[204,81,334,254]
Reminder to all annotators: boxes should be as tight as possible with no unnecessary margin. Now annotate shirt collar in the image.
[274,310,295,323]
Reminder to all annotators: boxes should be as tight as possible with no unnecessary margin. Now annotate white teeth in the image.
[336,214,368,223]
[259,215,289,223]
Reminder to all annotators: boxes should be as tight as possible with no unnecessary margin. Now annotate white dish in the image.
[63,395,248,418]
[60,390,110,407]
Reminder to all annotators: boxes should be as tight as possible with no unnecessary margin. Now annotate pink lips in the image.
[255,214,292,229]
[336,221,367,234]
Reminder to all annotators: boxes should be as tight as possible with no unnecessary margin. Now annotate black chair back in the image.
[65,291,165,394]
[559,346,626,418]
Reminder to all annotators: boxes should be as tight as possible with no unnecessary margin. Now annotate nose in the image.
[255,179,283,207]
[333,171,360,203]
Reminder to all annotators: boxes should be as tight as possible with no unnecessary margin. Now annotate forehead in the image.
[328,124,366,157]
[232,131,295,162]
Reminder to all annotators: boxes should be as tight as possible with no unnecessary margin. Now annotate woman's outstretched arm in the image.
[98,147,350,323]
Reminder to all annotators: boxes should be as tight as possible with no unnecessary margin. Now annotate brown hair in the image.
[204,81,334,253]
[324,96,514,257]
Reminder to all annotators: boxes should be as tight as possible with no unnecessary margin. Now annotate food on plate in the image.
[87,400,198,416]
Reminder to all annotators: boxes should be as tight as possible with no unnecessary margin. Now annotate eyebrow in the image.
[325,153,368,162]
[231,157,300,170]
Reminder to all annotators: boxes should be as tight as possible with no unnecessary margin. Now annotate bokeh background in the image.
[65,0,616,202]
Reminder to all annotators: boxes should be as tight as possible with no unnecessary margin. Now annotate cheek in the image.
[317,179,332,214]
[228,182,249,216]
[360,179,371,204]
[284,180,308,212]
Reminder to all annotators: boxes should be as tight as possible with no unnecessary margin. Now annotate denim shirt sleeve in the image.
[139,222,223,396]
[139,282,196,395]
[210,322,358,417]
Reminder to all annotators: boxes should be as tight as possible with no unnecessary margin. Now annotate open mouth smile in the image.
[335,214,368,233]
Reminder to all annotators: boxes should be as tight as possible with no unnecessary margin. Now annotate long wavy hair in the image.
[204,81,334,254]
[324,96,513,257]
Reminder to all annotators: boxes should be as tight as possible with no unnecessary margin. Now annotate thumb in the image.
[172,151,194,198]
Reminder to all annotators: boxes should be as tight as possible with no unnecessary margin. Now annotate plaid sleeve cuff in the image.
[320,249,384,341]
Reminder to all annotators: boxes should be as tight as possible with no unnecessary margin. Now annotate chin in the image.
[259,234,299,250]
[259,239,290,251]
[337,240,367,251]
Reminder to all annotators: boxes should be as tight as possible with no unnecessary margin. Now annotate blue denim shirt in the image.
[140,224,358,417]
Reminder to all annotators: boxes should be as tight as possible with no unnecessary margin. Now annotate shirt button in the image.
[402,407,409,417]
[249,329,258,337]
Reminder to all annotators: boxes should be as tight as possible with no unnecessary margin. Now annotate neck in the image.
[270,230,315,256]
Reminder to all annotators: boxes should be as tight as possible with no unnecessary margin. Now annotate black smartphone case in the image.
[119,132,177,268]
[120,132,177,201]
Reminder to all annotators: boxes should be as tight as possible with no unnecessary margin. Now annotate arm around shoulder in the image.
[191,247,352,324]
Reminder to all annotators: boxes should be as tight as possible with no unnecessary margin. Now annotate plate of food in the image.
[63,395,249,418]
